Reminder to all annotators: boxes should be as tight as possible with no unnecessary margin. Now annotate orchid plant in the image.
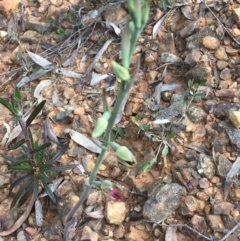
[61,0,151,239]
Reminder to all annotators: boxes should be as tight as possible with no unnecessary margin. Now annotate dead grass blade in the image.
[45,122,60,144]
[34,79,52,102]
[85,206,104,219]
[0,122,11,146]
[27,51,53,68]
[55,68,83,78]
[68,129,102,153]
[7,124,22,144]
[153,8,177,38]
[35,199,43,226]
[7,12,17,38]
[74,160,86,174]
[106,20,121,36]
[224,157,240,200]
[90,72,109,86]
[44,116,61,145]
[39,177,64,198]
[62,36,82,67]
[20,0,25,31]
[86,39,114,74]
[153,82,181,104]
[17,69,52,88]
[181,5,195,20]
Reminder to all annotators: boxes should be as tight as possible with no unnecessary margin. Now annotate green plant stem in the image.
[66,82,130,224]
[63,1,147,236]
[65,184,91,223]
[129,30,141,67]
[65,33,141,227]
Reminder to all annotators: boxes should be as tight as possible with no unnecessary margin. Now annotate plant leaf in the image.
[162,144,169,157]
[11,164,32,170]
[35,149,47,165]
[43,164,77,172]
[167,131,176,139]
[18,182,34,207]
[134,113,141,122]
[112,127,124,137]
[21,144,31,158]
[10,175,33,208]
[39,172,52,184]
[14,88,21,100]
[9,174,30,196]
[194,93,206,100]
[8,139,26,150]
[26,100,46,127]
[40,173,56,204]
[47,144,69,164]
[3,154,18,162]
[11,157,31,167]
[38,163,52,169]
[0,97,16,116]
[33,175,39,200]
[39,177,63,198]
[32,142,51,154]
[28,128,34,149]
[199,79,207,86]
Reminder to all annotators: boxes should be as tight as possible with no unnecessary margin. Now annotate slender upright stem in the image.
[62,1,150,239]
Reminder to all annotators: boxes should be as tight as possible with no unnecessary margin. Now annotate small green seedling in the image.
[184,79,207,110]
[130,118,176,175]
[57,28,67,36]
[134,113,151,133]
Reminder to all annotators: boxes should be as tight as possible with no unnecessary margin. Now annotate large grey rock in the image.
[154,101,185,124]
[143,183,186,222]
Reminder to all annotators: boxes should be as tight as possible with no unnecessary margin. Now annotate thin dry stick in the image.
[218,221,240,241]
[143,221,214,241]
[201,0,240,45]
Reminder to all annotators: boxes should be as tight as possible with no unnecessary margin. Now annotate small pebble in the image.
[202,36,220,50]
[215,47,228,61]
[229,111,240,128]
